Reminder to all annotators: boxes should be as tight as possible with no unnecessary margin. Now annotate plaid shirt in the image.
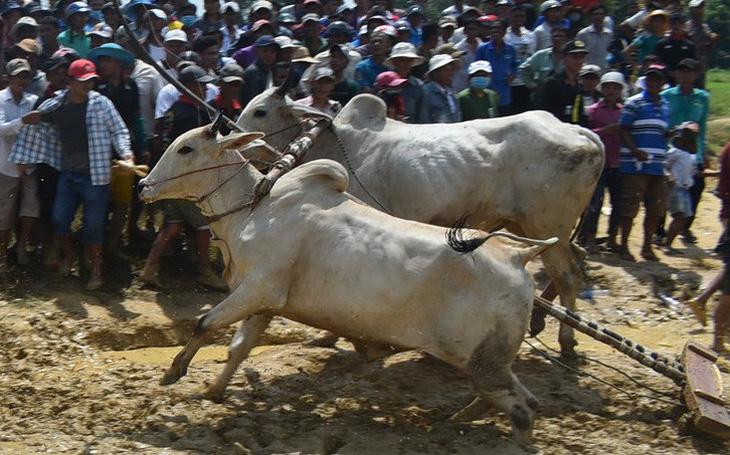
[9,90,131,186]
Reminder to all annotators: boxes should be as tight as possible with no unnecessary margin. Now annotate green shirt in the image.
[457,88,499,121]
[661,86,710,162]
[630,32,662,64]
[517,47,564,91]
[57,29,91,58]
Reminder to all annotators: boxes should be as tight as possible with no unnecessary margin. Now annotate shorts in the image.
[0,172,40,230]
[52,171,110,245]
[110,168,135,205]
[621,174,667,219]
[162,199,209,230]
[667,186,693,217]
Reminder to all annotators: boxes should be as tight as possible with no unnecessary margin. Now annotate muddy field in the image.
[2,190,730,455]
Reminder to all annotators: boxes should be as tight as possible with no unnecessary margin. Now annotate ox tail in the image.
[446,218,558,262]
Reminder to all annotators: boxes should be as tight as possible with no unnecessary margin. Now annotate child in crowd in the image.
[662,121,699,253]
[375,70,408,120]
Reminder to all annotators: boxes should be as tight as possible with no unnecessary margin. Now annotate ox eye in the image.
[178,146,194,155]
[253,109,267,118]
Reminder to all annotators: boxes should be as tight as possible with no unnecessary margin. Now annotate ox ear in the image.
[286,103,334,122]
[216,132,266,152]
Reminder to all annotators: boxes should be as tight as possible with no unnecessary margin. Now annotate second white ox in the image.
[237,91,605,355]
[138,123,558,444]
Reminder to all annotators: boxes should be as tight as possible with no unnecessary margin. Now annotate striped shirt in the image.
[619,91,670,176]
[9,90,131,186]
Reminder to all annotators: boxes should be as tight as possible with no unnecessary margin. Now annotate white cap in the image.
[164,29,188,43]
[251,0,273,12]
[146,8,167,21]
[426,54,456,75]
[468,60,492,75]
[358,24,368,36]
[598,71,628,91]
[312,67,335,81]
[373,24,397,37]
[688,0,704,7]
[221,1,240,13]
[274,35,299,49]
[540,0,560,13]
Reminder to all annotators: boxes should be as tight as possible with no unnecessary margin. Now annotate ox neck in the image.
[197,156,264,225]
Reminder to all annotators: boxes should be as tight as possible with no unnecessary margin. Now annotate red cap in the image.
[68,59,98,81]
[478,14,499,23]
[376,71,409,89]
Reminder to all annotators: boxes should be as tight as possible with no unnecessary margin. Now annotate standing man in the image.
[57,2,92,58]
[418,54,461,123]
[505,5,536,113]
[240,35,279,107]
[576,4,613,71]
[618,63,671,262]
[383,42,424,122]
[661,58,709,244]
[475,19,516,116]
[537,39,589,127]
[354,31,392,93]
[518,26,567,101]
[685,0,718,88]
[0,59,40,273]
[533,0,561,51]
[219,2,242,57]
[452,18,483,93]
[10,59,134,290]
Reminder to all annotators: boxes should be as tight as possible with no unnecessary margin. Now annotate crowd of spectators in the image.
[0,0,723,312]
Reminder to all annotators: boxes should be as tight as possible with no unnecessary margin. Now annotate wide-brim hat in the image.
[384,42,425,66]
[426,54,456,75]
[291,46,319,63]
[87,43,135,65]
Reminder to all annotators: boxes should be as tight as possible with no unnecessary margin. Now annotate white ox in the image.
[237,90,605,354]
[138,123,558,444]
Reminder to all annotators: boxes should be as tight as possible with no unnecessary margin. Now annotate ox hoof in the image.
[160,367,184,386]
[529,308,547,337]
[201,385,225,403]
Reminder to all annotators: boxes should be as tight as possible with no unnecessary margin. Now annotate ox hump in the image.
[279,159,350,193]
[334,94,387,131]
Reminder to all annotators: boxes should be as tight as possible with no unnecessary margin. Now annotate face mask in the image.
[470,76,491,90]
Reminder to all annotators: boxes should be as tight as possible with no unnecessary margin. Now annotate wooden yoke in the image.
[254,118,331,199]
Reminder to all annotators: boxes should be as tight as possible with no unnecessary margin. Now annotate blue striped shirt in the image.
[619,91,670,176]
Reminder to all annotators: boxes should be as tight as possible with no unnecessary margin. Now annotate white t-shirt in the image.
[0,88,38,177]
[505,27,537,86]
[665,146,696,189]
[155,83,220,119]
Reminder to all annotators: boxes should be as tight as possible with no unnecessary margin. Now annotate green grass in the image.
[707,69,730,120]
[706,69,730,157]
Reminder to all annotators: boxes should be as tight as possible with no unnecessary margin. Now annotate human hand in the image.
[633,149,649,161]
[21,111,42,125]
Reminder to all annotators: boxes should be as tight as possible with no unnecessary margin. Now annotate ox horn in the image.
[274,66,294,99]
[206,110,225,137]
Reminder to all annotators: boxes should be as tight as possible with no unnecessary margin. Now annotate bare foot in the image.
[16,246,29,265]
[139,270,164,288]
[85,274,103,291]
[685,298,707,327]
[712,342,729,354]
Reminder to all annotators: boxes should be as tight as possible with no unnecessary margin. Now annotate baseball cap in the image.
[251,0,273,12]
[15,38,41,55]
[179,50,202,65]
[6,58,31,76]
[438,15,457,27]
[68,59,99,81]
[251,19,274,32]
[460,5,481,16]
[366,14,388,25]
[373,24,398,38]
[44,55,69,72]
[468,60,492,75]
[178,65,216,83]
[496,0,513,6]
[406,4,424,16]
[312,67,335,81]
[88,23,114,39]
[65,1,90,17]
[394,20,411,31]
[376,71,408,89]
[254,35,278,48]
[278,12,296,23]
[540,0,560,13]
[164,29,188,43]
[598,71,627,91]
[644,63,667,78]
[0,1,25,17]
[335,4,353,15]
[326,20,350,36]
[274,35,299,49]
[579,64,601,77]
[478,14,499,23]
[677,58,699,71]
[302,13,320,24]
[10,16,38,40]
[688,0,704,7]
[562,39,589,55]
[219,63,244,83]
[220,1,240,13]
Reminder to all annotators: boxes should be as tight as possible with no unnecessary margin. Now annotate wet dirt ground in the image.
[1,191,730,455]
